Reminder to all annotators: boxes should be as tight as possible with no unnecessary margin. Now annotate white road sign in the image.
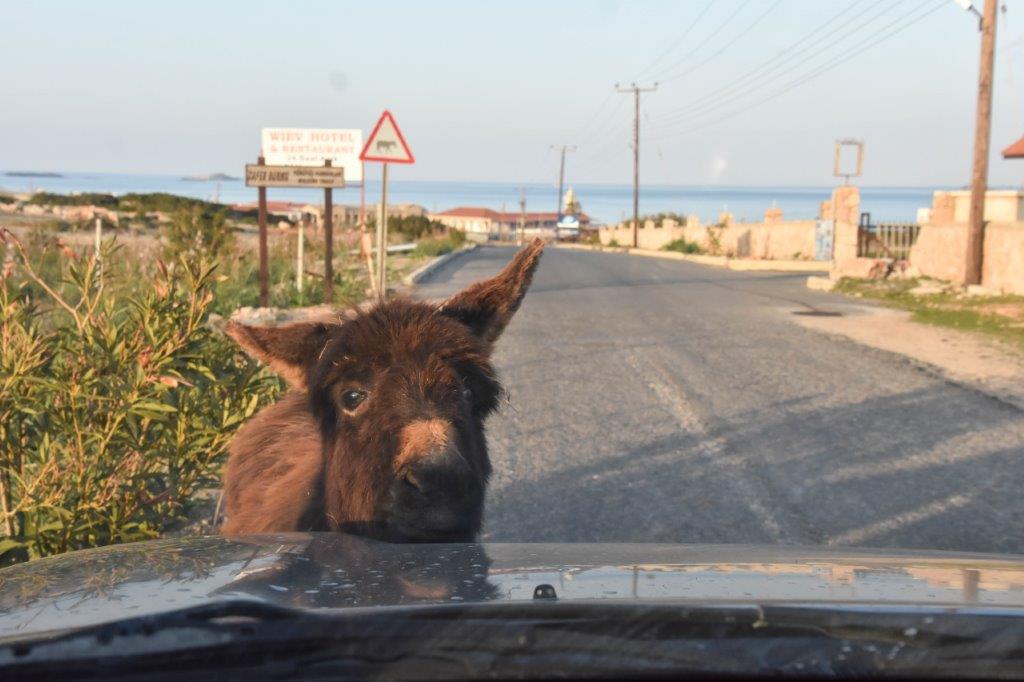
[261,128,363,182]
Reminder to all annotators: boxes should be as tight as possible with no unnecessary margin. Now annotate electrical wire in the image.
[647,0,947,142]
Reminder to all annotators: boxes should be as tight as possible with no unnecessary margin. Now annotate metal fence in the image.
[857,213,920,260]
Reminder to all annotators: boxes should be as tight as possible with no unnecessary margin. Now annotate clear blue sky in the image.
[2,0,1023,187]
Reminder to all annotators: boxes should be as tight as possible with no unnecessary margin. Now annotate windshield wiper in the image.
[2,601,1024,679]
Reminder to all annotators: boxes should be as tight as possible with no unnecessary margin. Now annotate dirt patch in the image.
[795,305,1024,410]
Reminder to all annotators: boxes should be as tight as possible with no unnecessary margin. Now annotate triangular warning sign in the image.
[360,110,414,164]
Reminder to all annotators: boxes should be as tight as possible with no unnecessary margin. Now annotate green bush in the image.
[27,192,120,208]
[412,231,466,258]
[0,231,281,564]
[662,238,703,254]
[386,215,450,241]
[163,207,235,261]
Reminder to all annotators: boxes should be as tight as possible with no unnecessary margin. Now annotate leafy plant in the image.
[412,231,467,258]
[0,230,281,564]
[662,238,703,254]
[163,207,235,261]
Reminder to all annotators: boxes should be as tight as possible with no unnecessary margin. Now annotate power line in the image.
[649,0,754,81]
[653,0,913,128]
[647,0,946,142]
[648,0,869,122]
[658,0,785,84]
[632,0,717,81]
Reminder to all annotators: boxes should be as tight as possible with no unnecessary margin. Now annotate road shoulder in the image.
[793,305,1024,410]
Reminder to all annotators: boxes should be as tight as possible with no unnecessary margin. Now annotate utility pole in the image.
[518,186,527,246]
[965,0,997,285]
[616,82,657,248]
[551,145,577,217]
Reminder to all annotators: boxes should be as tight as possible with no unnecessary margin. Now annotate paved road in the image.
[417,246,1024,553]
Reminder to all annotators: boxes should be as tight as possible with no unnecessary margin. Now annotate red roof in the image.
[434,207,502,219]
[1003,135,1024,159]
[231,201,304,213]
[435,206,589,223]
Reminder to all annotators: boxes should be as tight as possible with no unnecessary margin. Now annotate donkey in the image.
[220,240,544,542]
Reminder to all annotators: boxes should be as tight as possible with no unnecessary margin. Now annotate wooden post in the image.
[324,159,334,304]
[377,163,389,299]
[296,218,304,294]
[257,156,269,307]
[966,0,998,285]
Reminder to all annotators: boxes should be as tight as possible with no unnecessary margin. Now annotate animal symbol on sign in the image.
[375,140,397,152]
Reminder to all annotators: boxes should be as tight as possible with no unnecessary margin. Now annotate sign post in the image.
[257,156,269,307]
[323,160,334,303]
[360,110,415,300]
[247,128,361,308]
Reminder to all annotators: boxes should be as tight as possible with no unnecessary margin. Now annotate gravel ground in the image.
[415,245,1024,553]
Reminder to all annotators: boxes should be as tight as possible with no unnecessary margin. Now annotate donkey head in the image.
[226,240,544,542]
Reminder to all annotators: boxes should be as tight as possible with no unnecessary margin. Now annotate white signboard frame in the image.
[261,128,363,183]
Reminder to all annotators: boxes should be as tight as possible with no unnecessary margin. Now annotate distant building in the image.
[429,206,591,240]
[230,201,426,227]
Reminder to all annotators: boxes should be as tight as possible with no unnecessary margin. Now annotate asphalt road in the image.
[416,246,1024,553]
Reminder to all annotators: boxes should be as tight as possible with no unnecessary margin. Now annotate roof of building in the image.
[1003,135,1024,159]
[433,206,590,223]
[231,201,305,213]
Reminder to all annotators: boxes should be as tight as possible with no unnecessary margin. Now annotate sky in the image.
[3,0,1024,188]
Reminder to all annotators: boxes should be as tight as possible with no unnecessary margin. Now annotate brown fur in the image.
[221,240,544,541]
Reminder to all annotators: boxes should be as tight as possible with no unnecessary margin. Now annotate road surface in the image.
[416,246,1024,553]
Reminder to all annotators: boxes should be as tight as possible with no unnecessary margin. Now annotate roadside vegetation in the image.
[835,277,1024,350]
[662,237,703,255]
[0,231,282,565]
[0,194,462,563]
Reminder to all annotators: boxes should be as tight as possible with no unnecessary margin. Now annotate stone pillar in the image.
[831,185,861,268]
[764,206,783,224]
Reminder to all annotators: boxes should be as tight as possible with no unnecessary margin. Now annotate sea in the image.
[0,171,945,225]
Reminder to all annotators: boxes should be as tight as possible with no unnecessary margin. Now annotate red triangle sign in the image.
[360,110,414,164]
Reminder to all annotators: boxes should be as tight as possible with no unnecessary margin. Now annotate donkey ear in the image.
[440,238,544,346]
[225,320,335,389]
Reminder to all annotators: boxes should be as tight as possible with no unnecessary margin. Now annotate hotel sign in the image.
[244,164,345,188]
[261,128,363,182]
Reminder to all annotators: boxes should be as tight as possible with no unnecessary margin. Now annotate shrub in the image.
[386,215,450,241]
[163,207,235,261]
[662,238,703,254]
[412,231,467,258]
[0,230,281,564]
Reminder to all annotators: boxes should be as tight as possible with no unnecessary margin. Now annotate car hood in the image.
[3,533,1024,641]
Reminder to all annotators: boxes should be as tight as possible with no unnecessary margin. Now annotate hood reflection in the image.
[216,534,498,607]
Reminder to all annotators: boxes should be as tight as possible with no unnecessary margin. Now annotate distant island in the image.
[182,172,238,182]
[5,171,63,178]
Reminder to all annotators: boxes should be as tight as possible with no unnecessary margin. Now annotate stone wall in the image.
[598,218,694,250]
[598,210,817,260]
[983,222,1024,294]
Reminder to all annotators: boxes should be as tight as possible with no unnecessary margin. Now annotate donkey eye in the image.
[341,389,367,411]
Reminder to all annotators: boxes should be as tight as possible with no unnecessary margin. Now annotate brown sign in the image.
[245,164,345,188]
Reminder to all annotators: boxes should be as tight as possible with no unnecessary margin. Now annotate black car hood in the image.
[3,533,1024,641]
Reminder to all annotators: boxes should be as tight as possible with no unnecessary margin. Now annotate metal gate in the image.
[857,213,920,260]
[814,219,834,261]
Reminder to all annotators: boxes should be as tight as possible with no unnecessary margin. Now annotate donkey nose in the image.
[400,448,473,499]
[396,419,474,499]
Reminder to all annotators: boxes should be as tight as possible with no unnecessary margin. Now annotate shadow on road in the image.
[484,385,1024,554]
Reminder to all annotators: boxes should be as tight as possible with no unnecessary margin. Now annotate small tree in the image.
[164,207,234,261]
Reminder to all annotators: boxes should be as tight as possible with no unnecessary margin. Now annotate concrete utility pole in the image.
[616,83,657,248]
[966,0,997,285]
[551,145,577,216]
[518,186,527,246]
